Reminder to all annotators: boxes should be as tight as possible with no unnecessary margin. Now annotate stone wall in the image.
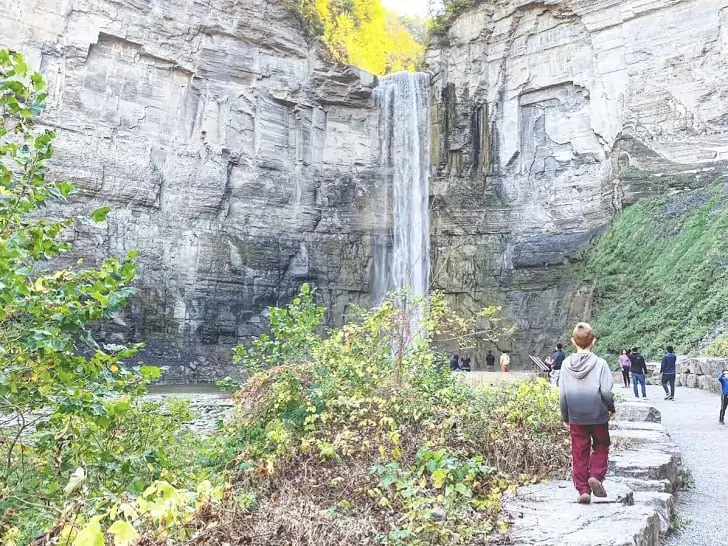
[676,357,727,393]
[426,0,728,366]
[0,0,384,380]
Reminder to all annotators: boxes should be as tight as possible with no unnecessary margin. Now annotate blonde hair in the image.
[572,322,596,350]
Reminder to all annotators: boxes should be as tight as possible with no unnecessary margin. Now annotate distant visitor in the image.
[559,322,615,504]
[718,370,728,425]
[552,343,566,385]
[450,353,460,371]
[486,350,495,370]
[618,348,631,388]
[660,346,677,401]
[460,351,472,372]
[628,346,648,399]
[500,351,510,372]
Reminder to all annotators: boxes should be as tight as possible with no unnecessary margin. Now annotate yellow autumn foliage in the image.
[287,0,424,75]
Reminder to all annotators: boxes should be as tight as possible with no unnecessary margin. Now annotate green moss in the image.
[587,181,728,360]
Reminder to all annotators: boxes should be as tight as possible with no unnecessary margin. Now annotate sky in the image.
[382,0,430,16]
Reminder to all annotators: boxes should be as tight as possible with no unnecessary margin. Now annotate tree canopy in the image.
[288,0,425,75]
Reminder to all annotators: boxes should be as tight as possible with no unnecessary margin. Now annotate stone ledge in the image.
[502,481,661,545]
[501,403,683,545]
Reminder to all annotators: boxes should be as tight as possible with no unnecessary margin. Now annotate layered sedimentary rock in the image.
[427,0,728,364]
[0,0,383,379]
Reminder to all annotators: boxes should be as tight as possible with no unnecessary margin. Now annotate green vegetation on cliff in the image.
[287,0,424,75]
[587,182,728,360]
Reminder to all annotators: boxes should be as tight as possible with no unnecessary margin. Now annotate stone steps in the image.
[501,401,683,545]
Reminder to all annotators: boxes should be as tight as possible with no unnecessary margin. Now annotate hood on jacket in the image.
[564,352,599,379]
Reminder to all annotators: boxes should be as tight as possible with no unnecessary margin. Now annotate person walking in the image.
[618,349,631,388]
[660,346,677,400]
[486,350,495,371]
[559,322,615,504]
[500,352,510,372]
[629,346,648,399]
[718,370,728,424]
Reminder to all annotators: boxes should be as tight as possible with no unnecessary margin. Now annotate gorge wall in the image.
[427,0,728,363]
[1,0,727,376]
[0,0,385,379]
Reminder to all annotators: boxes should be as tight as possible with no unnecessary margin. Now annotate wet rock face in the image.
[1,0,383,379]
[427,0,728,365]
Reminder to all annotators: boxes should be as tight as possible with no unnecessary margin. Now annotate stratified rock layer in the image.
[0,0,382,379]
[427,0,728,365]
[2,0,727,376]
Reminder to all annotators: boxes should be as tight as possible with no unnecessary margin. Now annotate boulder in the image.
[614,403,662,423]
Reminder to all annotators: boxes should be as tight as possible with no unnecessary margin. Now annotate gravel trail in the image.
[637,384,727,545]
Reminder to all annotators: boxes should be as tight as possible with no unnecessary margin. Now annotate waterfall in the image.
[372,72,431,304]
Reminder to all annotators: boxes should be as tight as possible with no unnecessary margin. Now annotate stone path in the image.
[638,385,728,546]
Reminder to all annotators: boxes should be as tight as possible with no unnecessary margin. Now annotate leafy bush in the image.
[587,182,728,360]
[0,50,218,545]
[196,289,568,545]
[705,335,728,358]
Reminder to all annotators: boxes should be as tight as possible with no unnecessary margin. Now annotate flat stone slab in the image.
[501,403,681,545]
[609,429,682,465]
[614,402,662,423]
[609,449,680,490]
[502,481,661,545]
[610,476,672,493]
[610,421,667,433]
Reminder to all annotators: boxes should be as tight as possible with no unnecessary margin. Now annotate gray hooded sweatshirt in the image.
[559,352,615,425]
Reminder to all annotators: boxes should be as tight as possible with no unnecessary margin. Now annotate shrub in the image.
[197,289,567,545]
[0,50,214,545]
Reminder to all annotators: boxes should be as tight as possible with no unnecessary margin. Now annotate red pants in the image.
[569,423,610,494]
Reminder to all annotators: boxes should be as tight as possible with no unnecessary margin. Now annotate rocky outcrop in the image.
[0,0,383,379]
[426,0,728,366]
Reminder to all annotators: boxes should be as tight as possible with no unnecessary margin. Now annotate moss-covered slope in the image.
[587,182,728,360]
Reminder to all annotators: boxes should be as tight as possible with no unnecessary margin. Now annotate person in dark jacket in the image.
[450,354,460,371]
[660,346,677,401]
[560,322,615,504]
[486,350,495,370]
[460,351,472,372]
[718,370,728,424]
[553,343,566,370]
[629,347,648,399]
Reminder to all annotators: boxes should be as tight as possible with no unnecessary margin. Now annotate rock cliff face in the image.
[3,0,727,376]
[0,0,383,379]
[427,0,728,364]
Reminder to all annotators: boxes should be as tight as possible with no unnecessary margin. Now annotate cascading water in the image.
[372,72,431,305]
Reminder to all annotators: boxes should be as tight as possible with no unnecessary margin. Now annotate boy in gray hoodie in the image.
[559,322,616,504]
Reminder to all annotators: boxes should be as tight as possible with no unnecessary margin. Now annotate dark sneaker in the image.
[588,477,607,498]
[577,493,591,504]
